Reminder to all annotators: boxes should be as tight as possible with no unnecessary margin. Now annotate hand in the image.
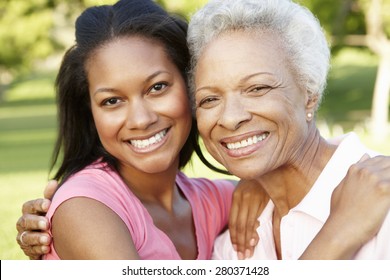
[330,154,390,251]
[16,180,58,259]
[301,154,390,259]
[229,179,268,259]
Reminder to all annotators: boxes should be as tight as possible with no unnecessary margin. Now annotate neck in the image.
[118,159,181,211]
[257,128,337,217]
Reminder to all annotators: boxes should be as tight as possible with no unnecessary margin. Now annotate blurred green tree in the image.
[0,0,56,84]
[361,0,390,140]
[305,0,390,139]
[156,0,208,19]
[0,0,115,93]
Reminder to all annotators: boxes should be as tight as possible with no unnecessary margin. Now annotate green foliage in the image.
[318,48,379,128]
[305,0,390,43]
[0,0,56,72]
[146,0,208,19]
[359,0,390,35]
[302,0,366,38]
[0,0,117,76]
[383,0,390,35]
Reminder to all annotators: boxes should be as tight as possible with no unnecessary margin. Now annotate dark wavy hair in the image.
[51,0,228,183]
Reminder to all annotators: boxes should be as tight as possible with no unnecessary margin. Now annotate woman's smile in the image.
[221,131,270,157]
[125,128,170,153]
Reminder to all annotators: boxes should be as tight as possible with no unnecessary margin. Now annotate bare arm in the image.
[51,197,139,259]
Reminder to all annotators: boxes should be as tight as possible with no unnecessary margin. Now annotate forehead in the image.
[194,30,292,88]
[87,36,171,70]
[85,36,178,80]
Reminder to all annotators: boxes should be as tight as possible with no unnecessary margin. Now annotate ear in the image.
[305,92,319,121]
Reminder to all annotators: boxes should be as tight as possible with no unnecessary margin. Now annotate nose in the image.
[125,98,158,130]
[217,92,251,130]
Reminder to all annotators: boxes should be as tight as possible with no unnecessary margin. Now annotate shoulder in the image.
[54,162,128,201]
[50,196,138,259]
[47,162,140,223]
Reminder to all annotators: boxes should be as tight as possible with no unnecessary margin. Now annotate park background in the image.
[0,0,389,260]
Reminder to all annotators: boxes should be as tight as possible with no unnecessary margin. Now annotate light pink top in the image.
[44,161,234,260]
[213,133,390,259]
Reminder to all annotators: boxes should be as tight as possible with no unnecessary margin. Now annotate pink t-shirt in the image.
[44,161,234,260]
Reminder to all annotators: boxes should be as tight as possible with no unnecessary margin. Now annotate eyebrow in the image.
[240,71,274,83]
[93,70,171,96]
[195,71,273,93]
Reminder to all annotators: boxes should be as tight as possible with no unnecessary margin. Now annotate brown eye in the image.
[198,96,219,108]
[103,97,120,106]
[248,85,272,96]
[150,82,168,93]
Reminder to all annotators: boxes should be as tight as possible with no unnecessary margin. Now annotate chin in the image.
[226,166,260,180]
[140,163,172,174]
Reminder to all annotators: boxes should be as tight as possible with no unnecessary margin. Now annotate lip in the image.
[124,127,171,153]
[125,128,170,141]
[220,130,270,158]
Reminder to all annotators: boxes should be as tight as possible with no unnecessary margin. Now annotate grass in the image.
[0,48,389,260]
[318,48,380,130]
[0,73,57,259]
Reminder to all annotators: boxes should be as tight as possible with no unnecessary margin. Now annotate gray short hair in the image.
[187,0,330,109]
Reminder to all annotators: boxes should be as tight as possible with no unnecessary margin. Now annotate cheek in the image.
[169,92,192,128]
[91,110,109,145]
[91,106,122,144]
[172,97,191,120]
[195,106,221,136]
[195,110,208,137]
[195,109,218,152]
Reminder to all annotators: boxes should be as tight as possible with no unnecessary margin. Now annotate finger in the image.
[25,245,51,260]
[17,231,51,247]
[244,205,260,249]
[16,214,49,232]
[351,157,390,187]
[44,180,59,199]
[228,192,241,251]
[234,201,250,257]
[357,155,390,171]
[357,153,370,163]
[22,199,51,215]
[369,155,390,171]
[244,207,262,259]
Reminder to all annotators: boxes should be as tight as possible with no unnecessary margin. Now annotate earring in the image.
[307,112,313,118]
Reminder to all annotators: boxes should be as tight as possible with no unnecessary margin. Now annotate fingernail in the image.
[237,252,244,260]
[38,220,47,230]
[42,246,50,253]
[40,236,49,244]
[250,238,256,247]
[233,244,237,251]
[42,201,50,210]
[245,249,251,259]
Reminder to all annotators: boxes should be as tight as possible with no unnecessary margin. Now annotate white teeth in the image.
[130,130,167,149]
[226,133,269,150]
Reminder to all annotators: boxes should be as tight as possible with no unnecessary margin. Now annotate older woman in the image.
[188,0,390,259]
